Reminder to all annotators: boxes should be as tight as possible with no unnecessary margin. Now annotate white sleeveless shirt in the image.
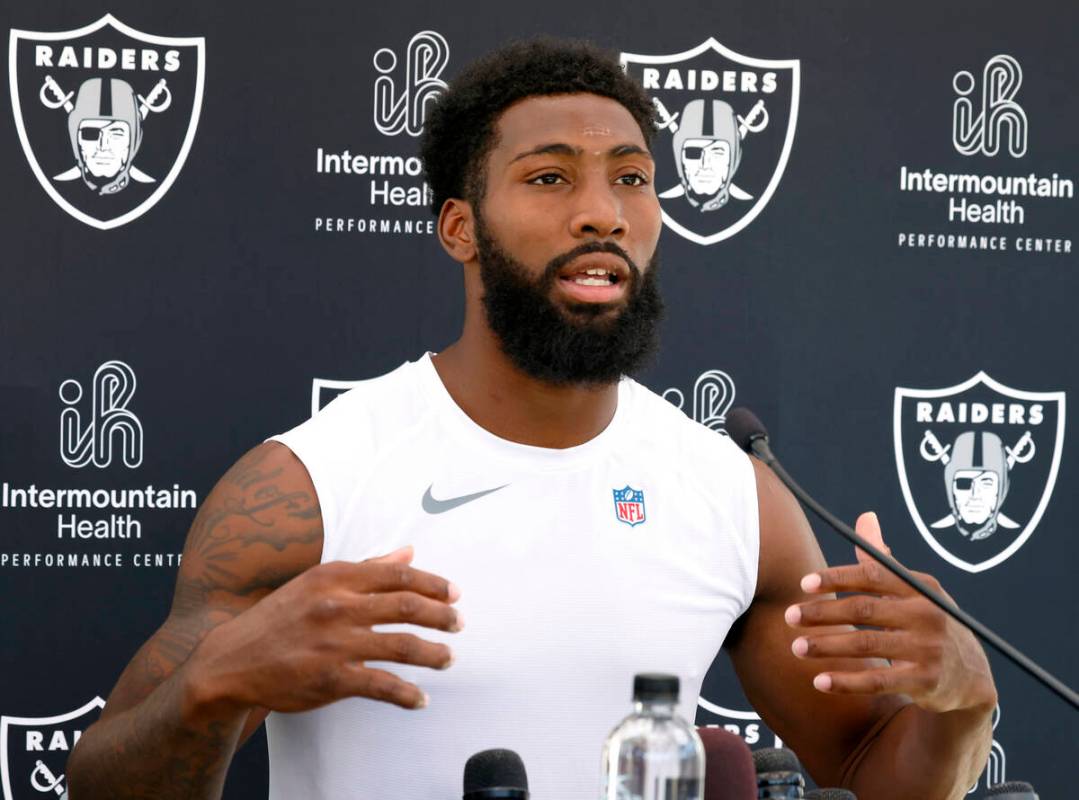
[267,354,758,799]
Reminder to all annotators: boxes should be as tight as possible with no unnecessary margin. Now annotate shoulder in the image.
[623,377,753,474]
[268,357,435,546]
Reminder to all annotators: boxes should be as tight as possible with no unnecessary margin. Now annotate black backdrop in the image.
[1,1,1076,797]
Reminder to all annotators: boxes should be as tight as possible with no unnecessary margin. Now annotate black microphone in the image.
[725,407,1079,712]
[462,748,529,799]
[697,726,756,799]
[984,781,1040,799]
[752,747,805,798]
[805,790,857,800]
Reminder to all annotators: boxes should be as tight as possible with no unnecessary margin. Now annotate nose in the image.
[568,173,626,241]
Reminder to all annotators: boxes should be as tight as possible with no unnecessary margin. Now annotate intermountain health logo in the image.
[0,697,104,800]
[896,54,1073,255]
[894,372,1065,572]
[373,31,448,137]
[621,38,799,245]
[9,15,205,229]
[59,360,142,469]
[313,30,445,236]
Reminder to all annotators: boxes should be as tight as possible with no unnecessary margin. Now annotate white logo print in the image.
[9,14,205,229]
[894,372,1064,572]
[663,369,736,433]
[697,697,782,748]
[59,360,143,469]
[1,697,104,800]
[967,704,1006,794]
[621,38,799,245]
[952,55,1027,158]
[372,31,448,137]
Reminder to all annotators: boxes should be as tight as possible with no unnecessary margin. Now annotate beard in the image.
[475,215,663,386]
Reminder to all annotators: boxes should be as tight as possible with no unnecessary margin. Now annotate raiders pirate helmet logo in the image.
[9,15,204,229]
[894,372,1065,573]
[621,38,799,245]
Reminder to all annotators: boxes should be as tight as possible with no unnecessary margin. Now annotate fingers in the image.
[354,591,464,632]
[367,545,415,565]
[810,663,934,697]
[786,595,926,629]
[790,628,935,662]
[339,664,430,710]
[854,511,890,566]
[802,558,906,597]
[320,560,460,603]
[354,630,455,671]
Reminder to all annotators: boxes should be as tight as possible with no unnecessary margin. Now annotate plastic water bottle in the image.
[601,673,704,800]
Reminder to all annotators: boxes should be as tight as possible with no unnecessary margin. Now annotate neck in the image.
[431,325,620,449]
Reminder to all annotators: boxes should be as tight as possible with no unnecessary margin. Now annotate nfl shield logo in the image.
[1,697,105,800]
[894,372,1065,573]
[613,486,646,527]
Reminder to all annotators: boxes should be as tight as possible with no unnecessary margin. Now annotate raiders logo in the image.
[8,14,205,229]
[620,38,799,245]
[0,697,104,800]
[894,372,1065,573]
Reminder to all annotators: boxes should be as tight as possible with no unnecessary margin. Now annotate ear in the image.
[437,198,477,264]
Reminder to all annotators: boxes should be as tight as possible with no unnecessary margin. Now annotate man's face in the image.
[952,469,1001,525]
[680,138,731,196]
[473,93,664,384]
[77,119,131,178]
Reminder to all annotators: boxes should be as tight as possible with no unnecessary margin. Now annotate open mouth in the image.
[563,267,619,287]
[555,253,631,304]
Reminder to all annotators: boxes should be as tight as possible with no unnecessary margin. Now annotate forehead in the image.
[491,93,648,156]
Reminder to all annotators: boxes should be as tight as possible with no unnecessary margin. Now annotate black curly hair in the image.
[420,38,657,217]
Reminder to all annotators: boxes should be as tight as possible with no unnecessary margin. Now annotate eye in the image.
[616,173,649,187]
[528,173,566,186]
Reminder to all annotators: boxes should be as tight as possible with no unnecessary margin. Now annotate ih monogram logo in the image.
[372,31,449,137]
[663,369,737,434]
[59,360,143,469]
[952,55,1027,158]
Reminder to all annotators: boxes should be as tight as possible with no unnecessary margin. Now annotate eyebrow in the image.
[509,142,652,163]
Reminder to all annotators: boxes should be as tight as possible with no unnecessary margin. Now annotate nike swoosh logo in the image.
[422,483,508,514]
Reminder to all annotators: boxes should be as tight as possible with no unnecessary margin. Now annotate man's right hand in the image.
[188,545,462,716]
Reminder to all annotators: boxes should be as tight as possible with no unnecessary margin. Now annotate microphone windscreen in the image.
[751,746,803,775]
[697,727,756,799]
[985,781,1039,799]
[463,748,528,795]
[724,407,768,453]
[806,790,857,800]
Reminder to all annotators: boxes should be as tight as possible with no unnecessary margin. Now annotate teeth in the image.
[585,268,609,276]
[574,277,611,286]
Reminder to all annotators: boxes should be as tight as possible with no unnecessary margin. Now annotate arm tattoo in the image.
[67,444,322,799]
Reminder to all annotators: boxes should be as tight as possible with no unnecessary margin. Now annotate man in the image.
[67,40,996,799]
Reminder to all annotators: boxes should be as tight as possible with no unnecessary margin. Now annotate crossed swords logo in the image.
[652,96,769,202]
[29,758,64,795]
[38,73,172,184]
[919,428,1035,530]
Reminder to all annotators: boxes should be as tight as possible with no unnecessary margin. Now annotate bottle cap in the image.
[633,673,679,702]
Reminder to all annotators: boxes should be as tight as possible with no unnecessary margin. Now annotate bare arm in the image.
[67,442,323,798]
[726,459,995,799]
[67,441,462,799]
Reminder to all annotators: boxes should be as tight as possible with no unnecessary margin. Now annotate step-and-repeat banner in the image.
[1,1,1075,797]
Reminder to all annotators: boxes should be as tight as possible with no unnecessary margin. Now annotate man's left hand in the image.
[784,511,997,714]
